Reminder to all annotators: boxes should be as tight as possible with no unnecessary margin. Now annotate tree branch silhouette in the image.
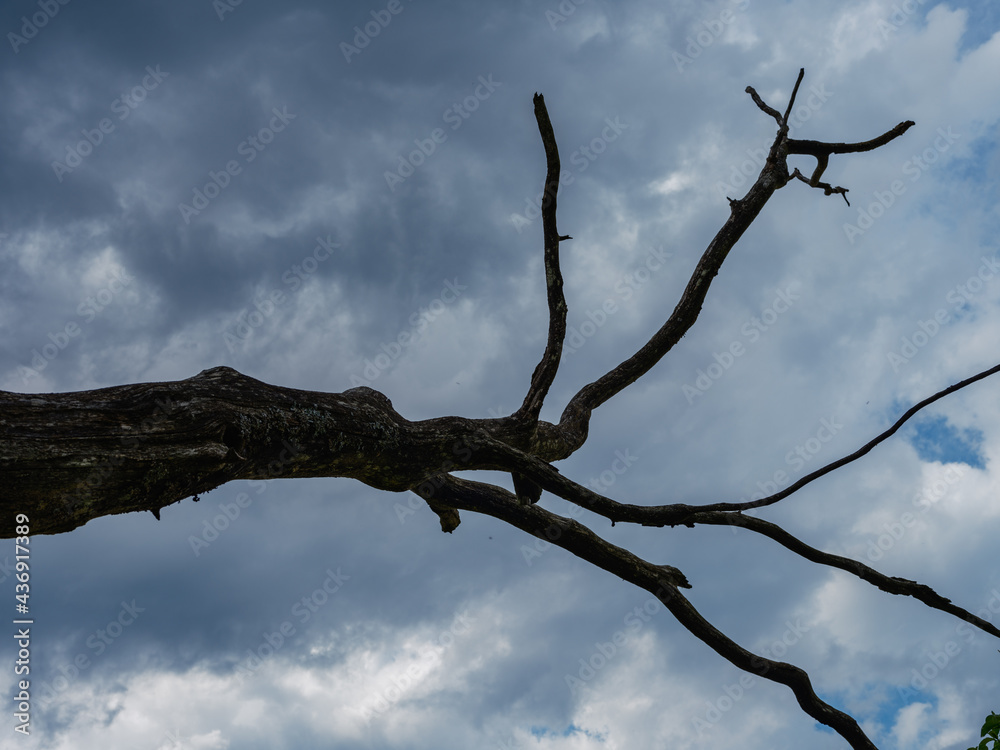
[3,69,992,750]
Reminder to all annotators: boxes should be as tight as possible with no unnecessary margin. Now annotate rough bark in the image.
[0,365,552,535]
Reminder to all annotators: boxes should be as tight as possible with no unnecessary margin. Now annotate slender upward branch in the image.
[700,359,1000,514]
[781,67,806,124]
[508,93,571,505]
[517,93,569,424]
[551,75,798,452]
[545,71,915,459]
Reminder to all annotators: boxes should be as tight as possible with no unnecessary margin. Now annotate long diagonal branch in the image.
[516,93,569,424]
[429,474,878,750]
[465,430,1000,643]
[698,359,1000,514]
[548,70,913,456]
[687,511,1000,639]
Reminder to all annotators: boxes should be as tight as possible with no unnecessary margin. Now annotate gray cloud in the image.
[3,1,1000,748]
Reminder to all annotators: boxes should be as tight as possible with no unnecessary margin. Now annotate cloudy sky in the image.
[2,0,1000,748]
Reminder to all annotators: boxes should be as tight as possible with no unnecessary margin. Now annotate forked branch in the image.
[545,70,913,457]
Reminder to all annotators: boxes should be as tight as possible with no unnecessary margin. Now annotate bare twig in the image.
[701,359,1000,514]
[746,84,783,124]
[785,119,915,205]
[689,511,1000,640]
[781,68,806,124]
[790,166,851,205]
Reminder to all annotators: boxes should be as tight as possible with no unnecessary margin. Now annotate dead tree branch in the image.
[547,69,913,458]
[431,474,877,750]
[2,68,994,750]
[516,93,569,424]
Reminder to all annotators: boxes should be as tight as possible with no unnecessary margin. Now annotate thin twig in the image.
[689,511,1000,639]
[781,67,806,124]
[707,360,1000,513]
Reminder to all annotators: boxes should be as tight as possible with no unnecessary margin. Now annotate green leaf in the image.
[985,712,1000,737]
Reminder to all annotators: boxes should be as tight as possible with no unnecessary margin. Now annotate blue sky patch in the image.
[905,414,986,469]
[950,0,1000,53]
[822,687,938,743]
[531,724,607,741]
[946,134,998,186]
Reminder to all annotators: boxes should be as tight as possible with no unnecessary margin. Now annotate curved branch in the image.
[701,359,1000,515]
[549,70,910,459]
[790,165,850,205]
[516,93,569,424]
[746,84,783,124]
[785,119,915,204]
[477,361,1000,541]
[689,511,1000,640]
[786,120,916,158]
[429,475,878,750]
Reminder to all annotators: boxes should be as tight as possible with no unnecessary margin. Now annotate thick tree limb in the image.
[0,366,534,535]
